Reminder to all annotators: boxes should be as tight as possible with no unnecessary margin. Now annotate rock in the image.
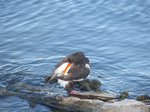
[118,91,129,100]
[0,86,105,112]
[74,79,102,91]
[143,100,150,105]
[98,99,149,112]
[91,80,102,91]
[136,94,150,101]
[136,94,150,109]
[58,97,105,112]
[1,85,149,112]
[70,91,118,101]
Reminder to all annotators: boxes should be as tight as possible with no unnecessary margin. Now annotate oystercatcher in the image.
[49,52,90,94]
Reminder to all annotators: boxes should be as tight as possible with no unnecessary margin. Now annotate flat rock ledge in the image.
[55,97,149,112]
[98,99,149,112]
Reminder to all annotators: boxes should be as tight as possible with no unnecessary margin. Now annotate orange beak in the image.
[62,62,71,75]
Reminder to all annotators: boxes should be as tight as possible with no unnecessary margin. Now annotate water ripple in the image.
[0,1,150,111]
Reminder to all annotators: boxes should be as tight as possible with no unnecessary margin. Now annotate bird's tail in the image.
[47,72,58,83]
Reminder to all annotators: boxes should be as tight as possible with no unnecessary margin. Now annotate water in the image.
[1,0,150,111]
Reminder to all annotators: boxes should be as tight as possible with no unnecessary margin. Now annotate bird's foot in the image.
[70,90,80,94]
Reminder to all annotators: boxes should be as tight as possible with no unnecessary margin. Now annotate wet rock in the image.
[136,94,150,106]
[6,83,41,92]
[136,94,150,101]
[29,101,36,108]
[1,86,149,112]
[118,91,129,100]
[58,96,105,112]
[74,79,102,91]
[91,80,102,91]
[99,99,149,112]
[0,86,105,112]
[70,91,118,102]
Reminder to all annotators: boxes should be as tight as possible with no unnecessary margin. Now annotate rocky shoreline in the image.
[0,78,149,112]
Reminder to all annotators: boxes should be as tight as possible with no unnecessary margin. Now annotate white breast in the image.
[58,79,68,87]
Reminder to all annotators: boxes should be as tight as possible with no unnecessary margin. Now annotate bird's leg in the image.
[65,81,80,94]
[70,90,80,94]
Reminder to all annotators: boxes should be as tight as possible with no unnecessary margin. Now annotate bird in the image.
[48,51,90,94]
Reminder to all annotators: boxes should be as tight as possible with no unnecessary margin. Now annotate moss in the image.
[136,94,150,101]
[91,80,102,90]
[79,83,92,91]
[119,91,129,100]
[74,79,102,91]
[122,91,129,96]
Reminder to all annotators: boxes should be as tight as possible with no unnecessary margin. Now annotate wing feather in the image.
[48,56,68,82]
[60,63,90,81]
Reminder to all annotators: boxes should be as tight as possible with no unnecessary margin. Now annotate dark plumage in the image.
[49,52,90,94]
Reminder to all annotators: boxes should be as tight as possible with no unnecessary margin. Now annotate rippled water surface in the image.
[1,0,150,111]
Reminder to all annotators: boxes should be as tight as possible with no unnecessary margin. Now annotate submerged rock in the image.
[118,91,129,100]
[136,94,150,106]
[0,84,149,112]
[136,94,150,101]
[74,79,102,91]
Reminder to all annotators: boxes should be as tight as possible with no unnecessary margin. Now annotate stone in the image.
[99,99,149,112]
[1,85,149,112]
[74,79,102,91]
[136,94,150,101]
[118,91,129,100]
[58,97,105,112]
[70,91,118,101]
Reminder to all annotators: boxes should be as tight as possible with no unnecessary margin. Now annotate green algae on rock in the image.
[119,91,129,100]
[74,79,102,91]
[136,94,150,101]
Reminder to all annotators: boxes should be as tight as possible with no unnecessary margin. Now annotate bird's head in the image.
[61,52,85,75]
[67,52,85,63]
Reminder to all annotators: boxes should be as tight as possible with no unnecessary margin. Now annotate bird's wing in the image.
[56,63,90,81]
[48,56,69,82]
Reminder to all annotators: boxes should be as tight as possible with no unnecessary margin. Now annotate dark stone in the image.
[119,91,129,100]
[29,101,36,108]
[136,94,150,101]
[74,79,102,91]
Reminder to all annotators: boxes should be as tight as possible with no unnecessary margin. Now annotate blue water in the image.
[1,0,150,111]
